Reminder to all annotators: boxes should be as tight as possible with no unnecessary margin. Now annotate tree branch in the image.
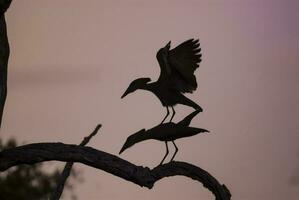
[0,0,12,14]
[50,124,102,200]
[0,142,231,199]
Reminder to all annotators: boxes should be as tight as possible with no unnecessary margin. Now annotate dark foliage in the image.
[0,139,78,200]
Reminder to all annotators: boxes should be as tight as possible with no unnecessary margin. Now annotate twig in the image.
[50,124,102,200]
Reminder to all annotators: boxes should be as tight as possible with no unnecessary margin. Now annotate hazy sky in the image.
[2,0,299,199]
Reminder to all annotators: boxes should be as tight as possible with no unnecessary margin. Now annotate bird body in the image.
[119,110,208,164]
[128,123,205,143]
[138,81,200,109]
[121,39,203,123]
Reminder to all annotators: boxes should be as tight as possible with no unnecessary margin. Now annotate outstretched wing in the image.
[168,39,202,93]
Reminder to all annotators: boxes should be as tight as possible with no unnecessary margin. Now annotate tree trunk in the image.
[0,0,12,127]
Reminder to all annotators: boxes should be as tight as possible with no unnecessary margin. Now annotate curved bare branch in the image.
[0,142,231,199]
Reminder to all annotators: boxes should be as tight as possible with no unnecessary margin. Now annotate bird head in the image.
[121,78,151,99]
[119,129,146,154]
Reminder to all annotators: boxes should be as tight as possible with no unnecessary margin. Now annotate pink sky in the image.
[1,0,299,199]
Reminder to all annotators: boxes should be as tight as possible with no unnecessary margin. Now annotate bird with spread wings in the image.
[121,39,203,123]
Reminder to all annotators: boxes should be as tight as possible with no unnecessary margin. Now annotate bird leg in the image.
[160,107,169,124]
[160,141,169,165]
[170,141,178,162]
[170,106,176,122]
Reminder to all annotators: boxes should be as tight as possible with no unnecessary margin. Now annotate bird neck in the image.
[139,82,153,92]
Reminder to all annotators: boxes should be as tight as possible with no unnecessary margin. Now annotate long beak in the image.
[121,88,130,99]
[119,146,126,154]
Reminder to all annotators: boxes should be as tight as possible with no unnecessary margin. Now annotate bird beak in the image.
[119,147,124,154]
[119,142,130,154]
[121,88,130,99]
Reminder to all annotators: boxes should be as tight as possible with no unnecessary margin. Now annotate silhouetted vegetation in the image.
[0,139,78,200]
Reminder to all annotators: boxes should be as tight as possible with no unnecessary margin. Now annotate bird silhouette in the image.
[119,110,209,165]
[121,39,203,123]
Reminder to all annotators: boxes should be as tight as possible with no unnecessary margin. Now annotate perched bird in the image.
[121,39,203,123]
[119,110,209,165]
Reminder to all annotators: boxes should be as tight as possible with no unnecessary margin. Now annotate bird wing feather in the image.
[168,39,202,93]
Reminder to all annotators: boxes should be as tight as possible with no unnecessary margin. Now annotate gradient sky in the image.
[1,0,299,199]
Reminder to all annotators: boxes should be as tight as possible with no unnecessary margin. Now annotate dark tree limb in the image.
[50,124,102,200]
[0,0,11,14]
[0,142,231,199]
[0,0,11,128]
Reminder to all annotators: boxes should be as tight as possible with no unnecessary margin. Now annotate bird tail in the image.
[193,127,210,134]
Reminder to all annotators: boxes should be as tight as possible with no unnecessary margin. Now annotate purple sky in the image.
[1,0,299,199]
